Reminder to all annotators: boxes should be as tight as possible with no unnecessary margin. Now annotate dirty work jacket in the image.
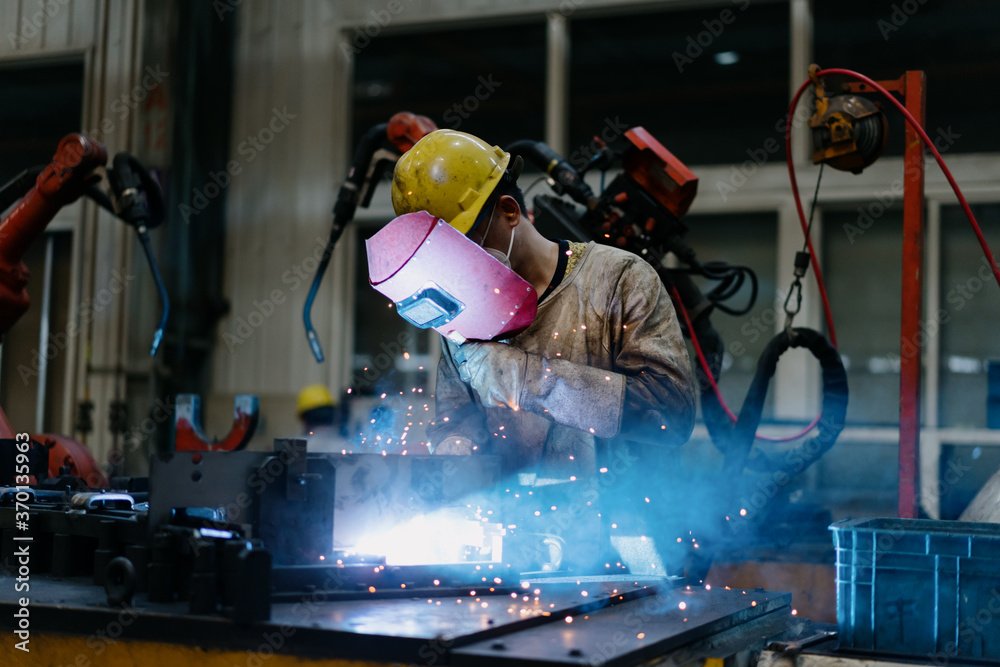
[428,241,695,481]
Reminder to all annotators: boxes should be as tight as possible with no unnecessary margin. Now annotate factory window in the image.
[822,207,903,425]
[0,232,74,432]
[684,212,778,421]
[351,22,546,155]
[0,59,85,186]
[814,0,1000,156]
[568,2,790,167]
[352,227,434,398]
[938,203,1000,429]
[812,438,898,519]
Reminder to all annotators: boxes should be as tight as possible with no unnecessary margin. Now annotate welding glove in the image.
[434,435,475,455]
[454,342,625,438]
[454,342,526,409]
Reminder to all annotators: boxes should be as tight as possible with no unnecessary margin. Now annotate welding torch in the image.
[303,112,436,362]
[301,122,388,363]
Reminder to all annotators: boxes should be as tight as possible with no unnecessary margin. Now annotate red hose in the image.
[670,285,737,423]
[670,285,821,443]
[682,66,1000,446]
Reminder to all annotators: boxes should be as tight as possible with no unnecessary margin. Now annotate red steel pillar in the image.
[898,70,926,518]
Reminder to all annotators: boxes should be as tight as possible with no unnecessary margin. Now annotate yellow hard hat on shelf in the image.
[391,129,510,235]
[297,384,335,416]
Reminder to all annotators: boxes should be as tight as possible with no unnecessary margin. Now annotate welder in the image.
[296,384,353,452]
[388,130,696,572]
[391,129,695,478]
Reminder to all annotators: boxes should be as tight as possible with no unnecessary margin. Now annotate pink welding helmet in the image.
[366,211,538,344]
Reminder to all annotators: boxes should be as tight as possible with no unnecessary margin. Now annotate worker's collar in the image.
[538,239,570,303]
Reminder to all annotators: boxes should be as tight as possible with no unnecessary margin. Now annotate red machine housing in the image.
[622,127,698,220]
[33,434,109,488]
[386,112,438,153]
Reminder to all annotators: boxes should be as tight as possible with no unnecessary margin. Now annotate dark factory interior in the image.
[2,1,1000,665]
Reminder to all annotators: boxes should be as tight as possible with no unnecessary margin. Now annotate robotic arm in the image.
[0,133,169,355]
[303,111,437,362]
[0,134,106,440]
[0,132,167,484]
[0,133,107,338]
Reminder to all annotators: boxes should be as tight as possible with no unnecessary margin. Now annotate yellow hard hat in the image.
[297,384,335,416]
[391,129,510,235]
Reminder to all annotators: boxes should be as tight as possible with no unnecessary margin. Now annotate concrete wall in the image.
[207,1,351,447]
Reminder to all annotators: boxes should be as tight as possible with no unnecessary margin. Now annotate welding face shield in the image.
[366,210,538,344]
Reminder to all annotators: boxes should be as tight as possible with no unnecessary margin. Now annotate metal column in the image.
[898,71,926,518]
[545,10,570,157]
[35,234,55,432]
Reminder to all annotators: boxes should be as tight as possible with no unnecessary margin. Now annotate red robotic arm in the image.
[0,133,107,335]
[0,133,106,441]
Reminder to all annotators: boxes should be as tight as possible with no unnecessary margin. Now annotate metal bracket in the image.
[174,394,259,452]
[70,492,135,511]
[274,438,309,502]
